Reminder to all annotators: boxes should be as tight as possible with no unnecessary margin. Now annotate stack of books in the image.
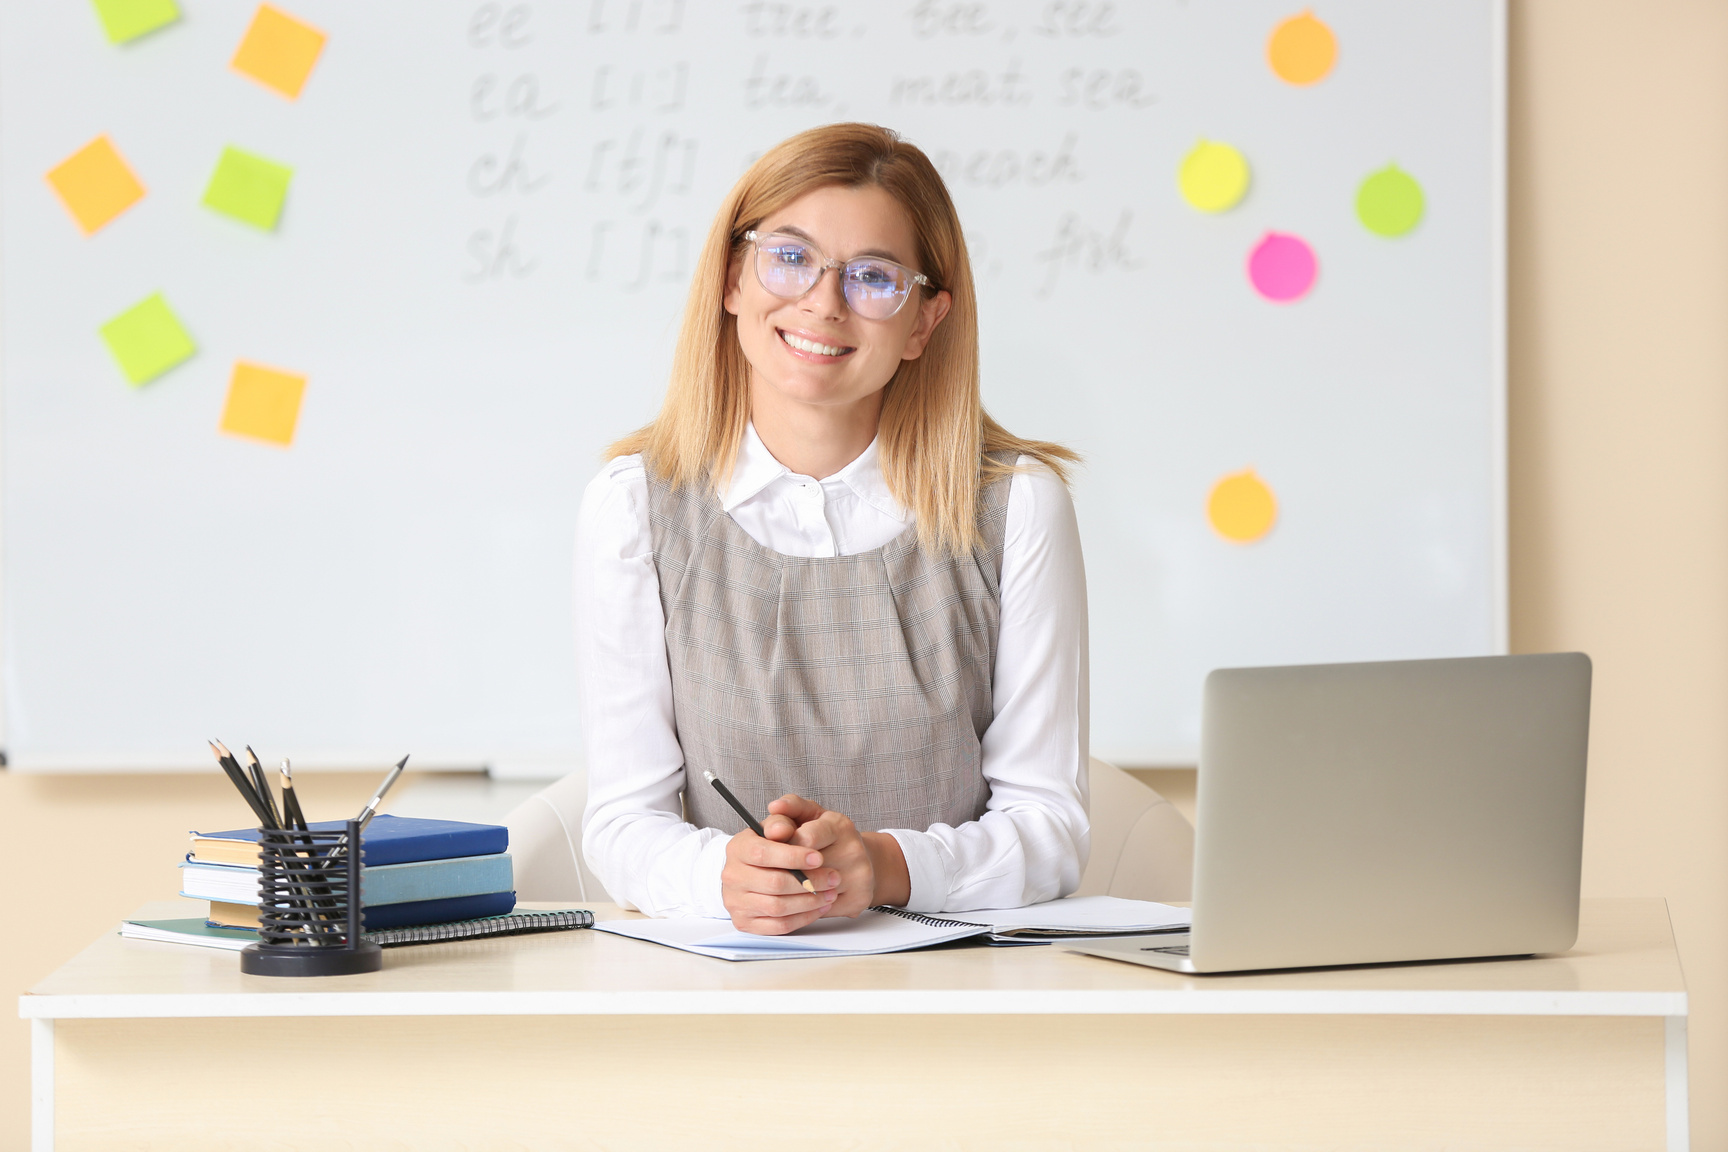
[180,814,515,932]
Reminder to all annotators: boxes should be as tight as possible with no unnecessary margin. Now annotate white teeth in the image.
[780,330,848,357]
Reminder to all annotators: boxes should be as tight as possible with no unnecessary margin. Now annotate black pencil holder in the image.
[240,818,383,977]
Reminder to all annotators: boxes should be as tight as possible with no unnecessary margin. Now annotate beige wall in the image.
[4,3,1727,1148]
[1509,0,1728,1143]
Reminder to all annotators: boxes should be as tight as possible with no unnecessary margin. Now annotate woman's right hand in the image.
[720,807,840,934]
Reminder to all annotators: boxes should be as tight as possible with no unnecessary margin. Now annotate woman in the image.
[576,123,1089,935]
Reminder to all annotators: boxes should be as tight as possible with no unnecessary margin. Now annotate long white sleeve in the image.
[572,437,1089,917]
[574,457,730,918]
[880,463,1091,912]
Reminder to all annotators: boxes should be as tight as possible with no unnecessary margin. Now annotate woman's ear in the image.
[900,289,953,361]
[722,254,744,316]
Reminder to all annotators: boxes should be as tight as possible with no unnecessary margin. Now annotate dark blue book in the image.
[203,891,520,932]
[358,891,517,930]
[190,814,508,868]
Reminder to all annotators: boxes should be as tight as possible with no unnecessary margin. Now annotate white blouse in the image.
[573,424,1090,917]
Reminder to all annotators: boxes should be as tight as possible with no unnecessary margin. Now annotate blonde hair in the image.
[609,122,1077,555]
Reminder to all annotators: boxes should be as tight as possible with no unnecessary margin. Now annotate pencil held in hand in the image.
[702,770,816,893]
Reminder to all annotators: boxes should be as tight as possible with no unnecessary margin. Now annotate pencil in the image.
[245,746,283,830]
[278,758,307,832]
[701,770,816,893]
[209,740,274,828]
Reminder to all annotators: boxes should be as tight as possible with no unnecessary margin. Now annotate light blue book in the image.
[179,852,514,907]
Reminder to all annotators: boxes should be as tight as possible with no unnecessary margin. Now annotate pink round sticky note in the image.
[1247,232,1317,302]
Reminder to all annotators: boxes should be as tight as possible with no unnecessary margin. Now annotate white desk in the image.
[22,898,1688,1150]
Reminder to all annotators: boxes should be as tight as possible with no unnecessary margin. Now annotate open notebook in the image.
[594,896,1191,962]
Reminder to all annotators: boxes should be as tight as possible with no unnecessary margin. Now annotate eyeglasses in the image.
[744,230,931,320]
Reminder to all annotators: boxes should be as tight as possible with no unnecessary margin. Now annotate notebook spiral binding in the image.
[873,906,987,930]
[366,909,594,948]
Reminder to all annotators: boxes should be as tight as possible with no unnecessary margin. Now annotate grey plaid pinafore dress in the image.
[647,457,1013,835]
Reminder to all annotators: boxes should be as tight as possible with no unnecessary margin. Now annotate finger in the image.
[760,812,798,842]
[734,887,836,919]
[789,810,852,850]
[740,836,823,872]
[734,905,830,936]
[733,862,826,897]
[767,793,826,825]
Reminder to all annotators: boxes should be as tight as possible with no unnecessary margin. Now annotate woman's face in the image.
[724,184,951,419]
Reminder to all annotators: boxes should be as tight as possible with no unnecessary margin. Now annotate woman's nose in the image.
[802,265,848,321]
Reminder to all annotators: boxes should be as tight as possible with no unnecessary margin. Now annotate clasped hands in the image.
[721,794,911,935]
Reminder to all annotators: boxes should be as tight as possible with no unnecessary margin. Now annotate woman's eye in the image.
[848,264,896,287]
[771,247,812,266]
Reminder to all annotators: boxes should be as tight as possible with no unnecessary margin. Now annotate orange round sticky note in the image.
[1207,470,1278,543]
[1268,11,1337,86]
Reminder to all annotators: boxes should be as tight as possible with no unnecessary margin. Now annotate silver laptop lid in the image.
[1188,653,1591,972]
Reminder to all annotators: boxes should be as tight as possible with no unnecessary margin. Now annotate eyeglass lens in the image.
[753,235,919,320]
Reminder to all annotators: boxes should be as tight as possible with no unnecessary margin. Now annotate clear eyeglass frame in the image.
[744,230,932,320]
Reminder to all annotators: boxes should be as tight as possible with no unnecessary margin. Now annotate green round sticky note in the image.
[1356,165,1425,237]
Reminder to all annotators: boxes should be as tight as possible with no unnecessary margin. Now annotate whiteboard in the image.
[0,0,1504,770]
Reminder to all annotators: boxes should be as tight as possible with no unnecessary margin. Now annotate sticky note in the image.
[100,293,195,385]
[46,136,145,235]
[1357,165,1425,237]
[1179,140,1250,213]
[1268,10,1337,86]
[1248,232,1317,302]
[230,4,327,100]
[219,361,305,446]
[202,146,292,231]
[90,0,181,44]
[1208,470,1278,544]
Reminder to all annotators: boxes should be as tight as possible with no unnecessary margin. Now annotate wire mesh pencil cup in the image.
[240,818,383,977]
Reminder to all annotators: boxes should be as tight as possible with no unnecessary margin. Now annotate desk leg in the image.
[1666,1015,1689,1151]
[31,1017,54,1152]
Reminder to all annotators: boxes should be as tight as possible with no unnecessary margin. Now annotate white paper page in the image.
[929,896,1193,934]
[595,910,983,961]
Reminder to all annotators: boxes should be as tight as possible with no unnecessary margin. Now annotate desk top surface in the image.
[22,898,1686,1020]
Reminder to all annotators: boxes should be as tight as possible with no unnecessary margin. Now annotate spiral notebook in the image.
[594,896,1191,962]
[122,908,592,952]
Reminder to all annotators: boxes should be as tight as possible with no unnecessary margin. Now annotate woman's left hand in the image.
[766,794,912,916]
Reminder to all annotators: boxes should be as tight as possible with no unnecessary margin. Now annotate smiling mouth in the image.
[778,329,855,358]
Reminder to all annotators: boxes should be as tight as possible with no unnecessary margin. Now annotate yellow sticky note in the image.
[202,146,292,231]
[1268,10,1338,86]
[1179,140,1250,213]
[230,4,327,99]
[46,135,145,235]
[219,361,305,446]
[90,0,181,44]
[1208,469,1278,544]
[100,293,195,385]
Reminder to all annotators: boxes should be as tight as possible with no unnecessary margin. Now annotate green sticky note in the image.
[90,0,181,44]
[1356,165,1426,238]
[100,293,195,385]
[202,146,293,231]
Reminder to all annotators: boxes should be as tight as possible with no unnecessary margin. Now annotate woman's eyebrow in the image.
[768,224,906,264]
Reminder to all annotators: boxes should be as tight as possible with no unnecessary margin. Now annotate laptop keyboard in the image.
[1142,943,1190,956]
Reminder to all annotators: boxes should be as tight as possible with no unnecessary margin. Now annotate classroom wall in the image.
[3,2,1726,1148]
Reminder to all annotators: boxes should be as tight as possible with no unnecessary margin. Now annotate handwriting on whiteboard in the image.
[460,1,1152,296]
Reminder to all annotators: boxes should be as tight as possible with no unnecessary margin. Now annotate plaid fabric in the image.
[648,458,1013,835]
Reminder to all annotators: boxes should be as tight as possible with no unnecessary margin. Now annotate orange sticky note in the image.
[46,135,145,235]
[1207,469,1278,543]
[230,4,327,99]
[1268,10,1337,86]
[219,361,306,446]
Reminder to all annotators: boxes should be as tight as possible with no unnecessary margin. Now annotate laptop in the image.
[1067,653,1591,974]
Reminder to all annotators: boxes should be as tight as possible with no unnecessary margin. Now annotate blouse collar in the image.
[722,422,910,524]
